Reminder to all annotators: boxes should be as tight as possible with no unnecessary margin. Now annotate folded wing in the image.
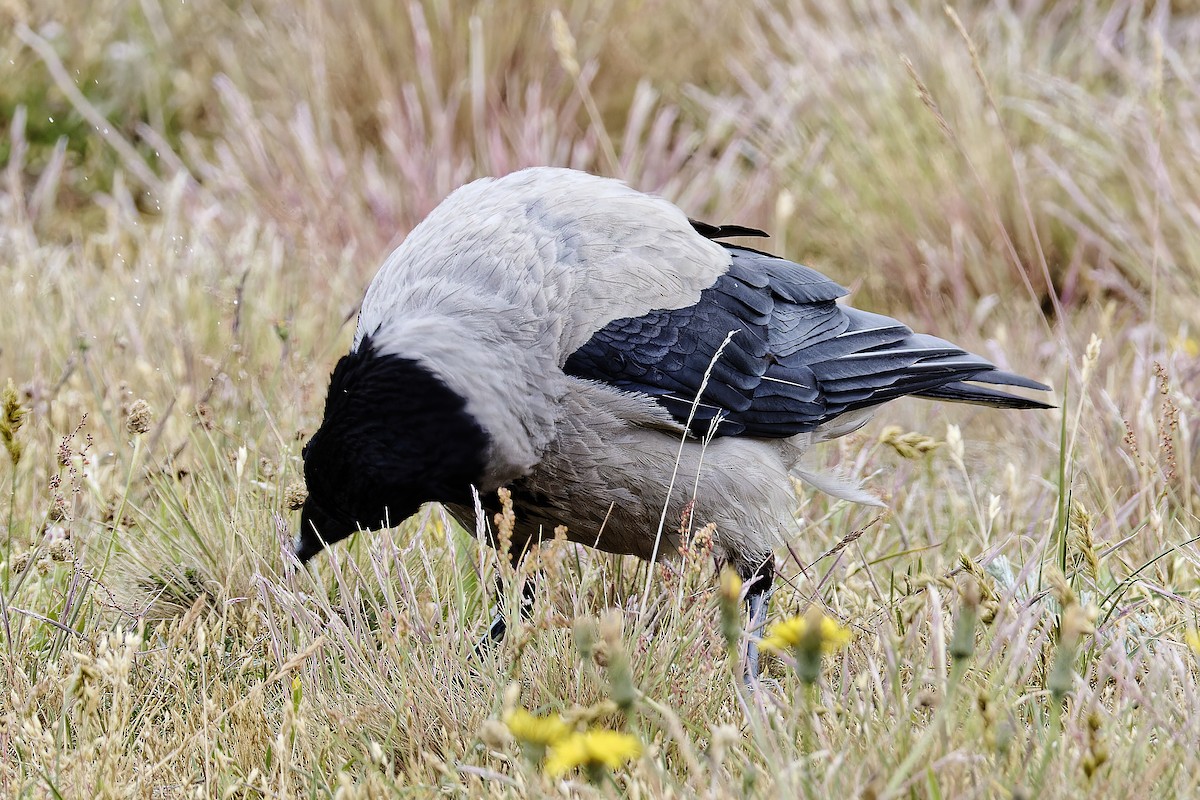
[564,226,1052,439]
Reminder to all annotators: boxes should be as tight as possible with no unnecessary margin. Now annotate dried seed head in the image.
[573,617,599,661]
[194,402,214,431]
[710,724,741,764]
[681,521,717,568]
[916,688,940,710]
[125,398,153,436]
[1080,334,1102,384]
[284,482,308,511]
[494,487,516,557]
[879,425,941,459]
[1060,603,1095,643]
[49,535,74,563]
[1048,569,1076,609]
[550,10,579,77]
[945,423,964,467]
[1,379,27,466]
[501,682,521,716]
[1070,503,1100,580]
[598,608,623,649]
[597,610,635,710]
[478,719,512,750]
[562,700,618,728]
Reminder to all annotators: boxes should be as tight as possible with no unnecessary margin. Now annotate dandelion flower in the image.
[718,566,743,652]
[760,609,851,683]
[503,707,573,748]
[545,729,642,778]
[719,565,743,601]
[760,612,851,654]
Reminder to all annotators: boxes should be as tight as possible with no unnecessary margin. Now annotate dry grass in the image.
[1,0,1198,796]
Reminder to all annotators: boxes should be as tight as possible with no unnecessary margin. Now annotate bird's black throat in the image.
[297,337,490,561]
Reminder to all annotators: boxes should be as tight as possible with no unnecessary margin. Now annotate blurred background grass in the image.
[7,0,1200,324]
[1,0,1198,796]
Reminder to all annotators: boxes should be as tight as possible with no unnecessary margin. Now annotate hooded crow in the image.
[298,167,1051,677]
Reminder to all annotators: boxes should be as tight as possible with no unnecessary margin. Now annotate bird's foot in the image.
[744,674,783,697]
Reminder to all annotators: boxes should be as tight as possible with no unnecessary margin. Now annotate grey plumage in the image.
[354,168,732,490]
[298,167,1051,673]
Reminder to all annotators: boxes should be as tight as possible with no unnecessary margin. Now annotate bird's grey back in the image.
[355,168,733,487]
[357,167,731,362]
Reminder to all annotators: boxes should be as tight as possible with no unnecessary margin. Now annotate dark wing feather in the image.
[689,219,769,240]
[564,238,1052,438]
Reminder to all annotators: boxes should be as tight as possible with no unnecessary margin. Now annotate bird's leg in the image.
[474,570,537,656]
[741,558,775,684]
[472,520,537,656]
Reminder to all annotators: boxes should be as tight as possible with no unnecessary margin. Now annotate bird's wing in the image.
[565,231,1051,439]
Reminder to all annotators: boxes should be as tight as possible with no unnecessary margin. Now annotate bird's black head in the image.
[296,337,490,563]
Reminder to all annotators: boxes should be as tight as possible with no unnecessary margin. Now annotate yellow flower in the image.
[719,566,742,600]
[760,611,852,654]
[718,566,744,652]
[291,674,303,711]
[1169,333,1199,359]
[1185,627,1200,655]
[503,707,573,747]
[761,610,851,683]
[545,729,642,777]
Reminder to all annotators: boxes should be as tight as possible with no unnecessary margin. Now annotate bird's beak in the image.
[295,499,352,564]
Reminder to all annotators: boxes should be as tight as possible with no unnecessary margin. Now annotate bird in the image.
[296,166,1051,680]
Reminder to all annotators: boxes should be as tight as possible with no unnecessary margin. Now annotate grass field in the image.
[1,0,1198,796]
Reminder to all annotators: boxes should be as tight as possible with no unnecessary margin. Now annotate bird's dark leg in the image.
[475,573,537,655]
[471,516,539,657]
[741,558,775,684]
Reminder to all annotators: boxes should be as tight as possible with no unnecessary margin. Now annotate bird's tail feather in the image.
[915,375,1054,410]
